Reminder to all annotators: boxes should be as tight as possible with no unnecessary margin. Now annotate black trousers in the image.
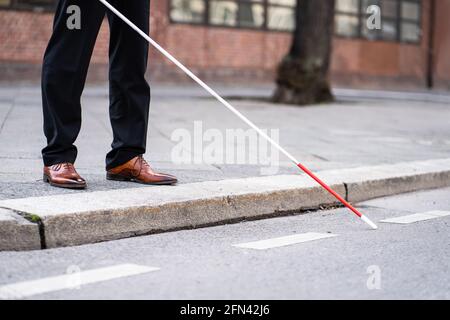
[42,0,150,170]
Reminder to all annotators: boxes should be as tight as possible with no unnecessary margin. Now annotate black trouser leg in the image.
[41,0,105,166]
[105,0,151,170]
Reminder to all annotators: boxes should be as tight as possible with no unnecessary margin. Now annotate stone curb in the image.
[0,208,41,251]
[0,158,449,251]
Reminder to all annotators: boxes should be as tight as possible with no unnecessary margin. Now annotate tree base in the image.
[272,55,334,106]
[272,84,334,106]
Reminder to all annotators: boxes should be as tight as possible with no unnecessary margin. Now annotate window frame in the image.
[168,0,297,33]
[334,0,423,45]
[0,0,56,12]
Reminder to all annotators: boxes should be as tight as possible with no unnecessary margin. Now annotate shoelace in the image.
[132,156,151,177]
[52,163,76,173]
[63,163,74,171]
[139,156,151,169]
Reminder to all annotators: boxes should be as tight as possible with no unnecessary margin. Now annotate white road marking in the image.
[0,264,159,300]
[426,211,450,217]
[233,232,338,250]
[380,211,450,224]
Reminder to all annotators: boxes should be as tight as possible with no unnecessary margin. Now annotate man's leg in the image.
[104,1,177,185]
[41,0,105,166]
[105,0,151,170]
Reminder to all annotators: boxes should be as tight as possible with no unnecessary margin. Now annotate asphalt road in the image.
[0,187,449,300]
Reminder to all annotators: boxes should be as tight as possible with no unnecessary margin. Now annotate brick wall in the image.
[0,8,110,82]
[433,0,450,90]
[0,0,449,89]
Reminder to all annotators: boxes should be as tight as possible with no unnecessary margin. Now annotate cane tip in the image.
[361,215,378,230]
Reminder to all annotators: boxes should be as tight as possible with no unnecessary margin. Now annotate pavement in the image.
[0,83,450,250]
[0,187,449,300]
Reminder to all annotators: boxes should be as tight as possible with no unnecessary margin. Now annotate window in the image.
[170,0,296,32]
[0,0,56,11]
[335,0,422,43]
[170,0,206,24]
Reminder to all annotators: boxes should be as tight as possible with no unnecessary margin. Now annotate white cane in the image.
[98,0,378,230]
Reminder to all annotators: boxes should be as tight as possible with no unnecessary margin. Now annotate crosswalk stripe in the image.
[0,264,159,299]
[233,232,338,250]
[380,211,450,224]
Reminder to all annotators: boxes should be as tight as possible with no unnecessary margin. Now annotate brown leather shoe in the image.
[107,156,177,185]
[43,163,87,189]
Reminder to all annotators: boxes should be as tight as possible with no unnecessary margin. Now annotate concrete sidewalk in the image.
[0,84,450,250]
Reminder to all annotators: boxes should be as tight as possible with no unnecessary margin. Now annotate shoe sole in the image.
[106,173,177,186]
[43,174,87,190]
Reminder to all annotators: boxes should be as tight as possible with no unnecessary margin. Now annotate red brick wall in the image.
[0,9,110,81]
[0,11,51,63]
[433,0,450,90]
[0,0,449,89]
[0,10,109,63]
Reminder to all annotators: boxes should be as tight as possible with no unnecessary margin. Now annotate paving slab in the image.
[1,84,450,200]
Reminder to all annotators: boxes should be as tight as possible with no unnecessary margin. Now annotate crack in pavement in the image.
[0,101,15,138]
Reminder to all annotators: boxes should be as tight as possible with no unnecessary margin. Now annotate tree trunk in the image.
[273,0,335,105]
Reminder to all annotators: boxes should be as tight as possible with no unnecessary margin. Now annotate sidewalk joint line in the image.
[343,182,349,201]
[0,101,15,137]
[37,220,47,250]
